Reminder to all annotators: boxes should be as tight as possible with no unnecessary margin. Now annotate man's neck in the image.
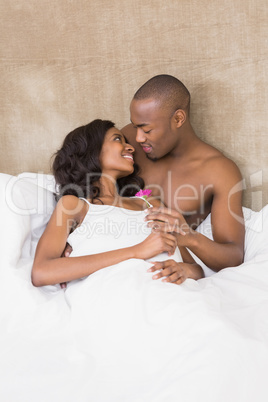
[169,124,201,160]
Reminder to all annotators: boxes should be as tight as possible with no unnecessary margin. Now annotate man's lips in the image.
[141,145,152,153]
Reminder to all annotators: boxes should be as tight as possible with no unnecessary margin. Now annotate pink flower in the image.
[135,189,152,198]
[135,189,152,207]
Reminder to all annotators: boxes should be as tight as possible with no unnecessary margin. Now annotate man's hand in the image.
[62,243,73,258]
[145,207,193,247]
[147,260,198,284]
[60,243,73,289]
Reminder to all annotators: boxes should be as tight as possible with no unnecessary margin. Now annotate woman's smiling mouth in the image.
[122,154,134,162]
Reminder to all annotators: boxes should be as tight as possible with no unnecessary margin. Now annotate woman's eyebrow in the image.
[112,133,126,141]
[112,133,123,138]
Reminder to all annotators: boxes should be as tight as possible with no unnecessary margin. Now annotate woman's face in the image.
[99,127,135,179]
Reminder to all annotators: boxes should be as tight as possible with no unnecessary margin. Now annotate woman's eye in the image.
[114,136,121,141]
[144,130,151,134]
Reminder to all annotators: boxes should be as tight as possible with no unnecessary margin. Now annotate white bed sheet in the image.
[0,173,268,402]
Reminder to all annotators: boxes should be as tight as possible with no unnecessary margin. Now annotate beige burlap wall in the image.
[0,0,267,209]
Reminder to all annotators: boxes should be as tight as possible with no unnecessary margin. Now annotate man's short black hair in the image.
[133,74,191,115]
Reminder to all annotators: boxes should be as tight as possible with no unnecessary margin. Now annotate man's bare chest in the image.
[142,164,214,225]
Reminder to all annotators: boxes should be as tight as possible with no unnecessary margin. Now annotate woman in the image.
[32,119,203,287]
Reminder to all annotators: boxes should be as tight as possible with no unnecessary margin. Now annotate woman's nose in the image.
[125,143,135,153]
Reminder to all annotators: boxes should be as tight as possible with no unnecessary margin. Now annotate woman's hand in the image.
[147,260,202,284]
[132,231,177,260]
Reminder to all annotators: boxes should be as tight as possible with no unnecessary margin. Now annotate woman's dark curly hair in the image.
[52,119,144,202]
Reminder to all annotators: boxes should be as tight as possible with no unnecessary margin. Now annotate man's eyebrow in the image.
[131,121,149,128]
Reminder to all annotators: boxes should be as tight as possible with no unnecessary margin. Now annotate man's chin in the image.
[146,153,158,162]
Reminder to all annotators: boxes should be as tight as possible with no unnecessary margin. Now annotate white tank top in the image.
[67,197,182,263]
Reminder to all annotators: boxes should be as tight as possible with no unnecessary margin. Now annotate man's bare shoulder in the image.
[202,148,242,187]
[197,141,238,170]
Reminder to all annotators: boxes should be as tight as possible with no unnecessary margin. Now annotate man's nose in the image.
[136,127,146,143]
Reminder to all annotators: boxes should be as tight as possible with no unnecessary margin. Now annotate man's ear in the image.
[173,109,186,128]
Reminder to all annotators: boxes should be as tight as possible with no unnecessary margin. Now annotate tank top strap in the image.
[79,197,91,207]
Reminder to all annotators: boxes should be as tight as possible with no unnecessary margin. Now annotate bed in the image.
[1,1,268,401]
[0,171,268,402]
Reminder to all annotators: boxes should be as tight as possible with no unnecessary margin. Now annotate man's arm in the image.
[194,158,245,270]
[145,158,245,272]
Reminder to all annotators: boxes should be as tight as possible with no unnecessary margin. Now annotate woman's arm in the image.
[32,196,177,287]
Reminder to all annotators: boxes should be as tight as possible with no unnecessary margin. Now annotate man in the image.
[121,74,245,276]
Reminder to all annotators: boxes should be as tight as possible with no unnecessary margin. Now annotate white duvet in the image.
[0,173,268,402]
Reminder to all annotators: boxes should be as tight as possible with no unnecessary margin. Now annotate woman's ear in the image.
[173,109,186,128]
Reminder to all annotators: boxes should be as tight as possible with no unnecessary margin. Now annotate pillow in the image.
[16,172,57,257]
[192,206,268,277]
[243,205,268,261]
[0,173,56,266]
[0,173,31,266]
